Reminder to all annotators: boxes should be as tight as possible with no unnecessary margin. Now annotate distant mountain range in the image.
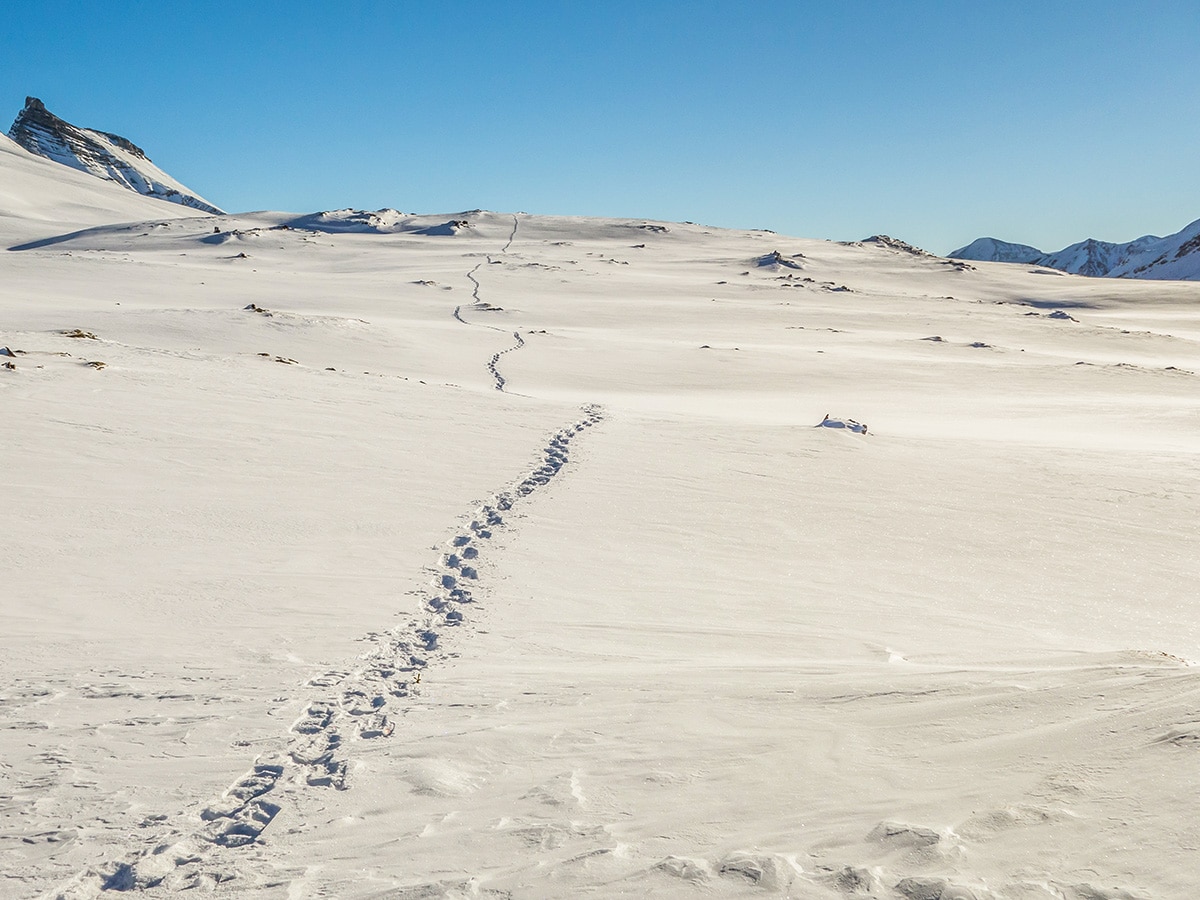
[950,219,1200,281]
[7,96,222,215]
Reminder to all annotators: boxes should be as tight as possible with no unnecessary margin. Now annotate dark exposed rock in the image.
[863,234,934,257]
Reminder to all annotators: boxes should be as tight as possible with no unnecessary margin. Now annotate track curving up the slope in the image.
[452,214,525,392]
[60,405,605,896]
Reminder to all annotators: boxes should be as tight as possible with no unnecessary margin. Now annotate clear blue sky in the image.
[4,1,1199,253]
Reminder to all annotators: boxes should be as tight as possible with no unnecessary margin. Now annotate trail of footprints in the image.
[487,331,525,391]
[455,214,527,392]
[90,405,604,892]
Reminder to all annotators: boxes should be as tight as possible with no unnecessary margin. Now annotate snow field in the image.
[1,164,1198,897]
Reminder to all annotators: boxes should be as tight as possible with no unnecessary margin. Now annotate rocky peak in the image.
[9,96,222,214]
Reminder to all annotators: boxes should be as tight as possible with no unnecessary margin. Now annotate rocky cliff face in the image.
[8,97,223,215]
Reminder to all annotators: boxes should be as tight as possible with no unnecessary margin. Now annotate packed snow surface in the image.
[2,135,1200,899]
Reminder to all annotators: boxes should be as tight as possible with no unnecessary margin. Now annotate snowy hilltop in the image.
[8,96,223,215]
[950,219,1200,280]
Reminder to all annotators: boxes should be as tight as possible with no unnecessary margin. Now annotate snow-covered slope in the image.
[1108,217,1200,280]
[0,130,208,244]
[8,96,223,215]
[950,221,1200,280]
[1040,234,1162,277]
[4,152,1200,897]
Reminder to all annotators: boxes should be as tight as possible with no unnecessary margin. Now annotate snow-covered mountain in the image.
[949,237,1045,266]
[950,220,1200,280]
[7,96,223,215]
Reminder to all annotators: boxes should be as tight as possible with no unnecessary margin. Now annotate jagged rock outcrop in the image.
[862,234,934,257]
[8,97,223,214]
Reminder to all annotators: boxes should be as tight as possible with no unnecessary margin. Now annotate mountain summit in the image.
[950,220,1200,281]
[8,96,223,215]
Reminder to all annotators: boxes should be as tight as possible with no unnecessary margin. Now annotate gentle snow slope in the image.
[2,173,1199,900]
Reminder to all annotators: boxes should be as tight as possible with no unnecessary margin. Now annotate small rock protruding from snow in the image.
[756,250,805,270]
[868,820,942,848]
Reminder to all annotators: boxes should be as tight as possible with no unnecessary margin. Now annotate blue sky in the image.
[3,2,1199,253]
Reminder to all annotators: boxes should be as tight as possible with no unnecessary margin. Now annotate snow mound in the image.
[755,250,804,270]
[284,208,409,233]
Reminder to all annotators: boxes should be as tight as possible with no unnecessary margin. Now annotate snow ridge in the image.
[8,97,223,215]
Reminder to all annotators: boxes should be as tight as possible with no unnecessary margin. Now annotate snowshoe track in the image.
[69,404,605,895]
